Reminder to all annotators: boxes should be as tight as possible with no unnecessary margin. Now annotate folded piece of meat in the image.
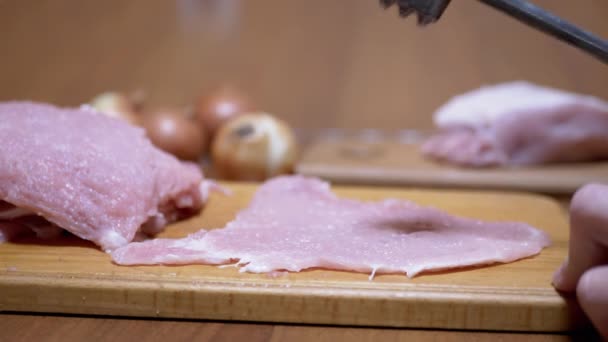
[112,176,551,278]
[421,81,608,167]
[0,202,63,241]
[0,101,213,251]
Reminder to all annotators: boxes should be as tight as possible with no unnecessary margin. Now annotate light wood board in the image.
[296,139,608,194]
[0,182,575,332]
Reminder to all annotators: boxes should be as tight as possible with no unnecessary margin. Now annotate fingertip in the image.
[576,266,608,302]
[570,183,608,226]
[551,260,568,291]
[552,258,581,293]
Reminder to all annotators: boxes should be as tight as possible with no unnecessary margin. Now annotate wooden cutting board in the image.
[0,182,576,332]
[296,139,608,194]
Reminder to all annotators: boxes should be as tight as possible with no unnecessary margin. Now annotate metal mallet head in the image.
[379,0,452,25]
[379,0,608,63]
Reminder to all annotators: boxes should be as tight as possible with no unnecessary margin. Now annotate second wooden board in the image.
[296,139,608,194]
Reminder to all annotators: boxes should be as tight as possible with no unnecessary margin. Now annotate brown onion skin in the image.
[196,86,252,140]
[90,92,141,126]
[211,112,298,181]
[141,109,206,161]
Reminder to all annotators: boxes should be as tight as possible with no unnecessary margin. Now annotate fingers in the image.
[576,265,608,339]
[552,183,608,292]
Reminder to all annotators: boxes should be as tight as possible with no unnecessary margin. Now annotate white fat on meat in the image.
[0,101,214,251]
[421,81,608,167]
[112,176,551,278]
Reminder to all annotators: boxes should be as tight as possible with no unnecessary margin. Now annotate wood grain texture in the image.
[296,140,608,194]
[0,313,583,342]
[0,182,574,332]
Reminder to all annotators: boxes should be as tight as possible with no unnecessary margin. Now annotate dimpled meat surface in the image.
[112,176,551,278]
[421,81,608,167]
[0,101,208,251]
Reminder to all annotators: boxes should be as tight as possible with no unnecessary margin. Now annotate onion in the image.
[90,91,141,126]
[211,112,298,181]
[196,86,252,139]
[141,108,206,161]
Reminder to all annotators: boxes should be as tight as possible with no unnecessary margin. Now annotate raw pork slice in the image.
[421,81,608,167]
[0,101,213,251]
[112,176,551,278]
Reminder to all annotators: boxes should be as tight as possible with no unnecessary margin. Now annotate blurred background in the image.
[1,0,606,131]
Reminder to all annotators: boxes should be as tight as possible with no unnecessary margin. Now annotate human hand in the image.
[552,183,608,338]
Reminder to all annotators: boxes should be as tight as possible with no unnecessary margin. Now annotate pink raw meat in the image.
[421,81,608,167]
[0,101,213,251]
[112,176,551,278]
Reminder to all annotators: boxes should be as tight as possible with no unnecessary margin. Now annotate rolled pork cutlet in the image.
[0,101,212,252]
[421,81,608,167]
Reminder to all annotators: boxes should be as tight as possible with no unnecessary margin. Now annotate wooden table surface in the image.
[1,0,607,340]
